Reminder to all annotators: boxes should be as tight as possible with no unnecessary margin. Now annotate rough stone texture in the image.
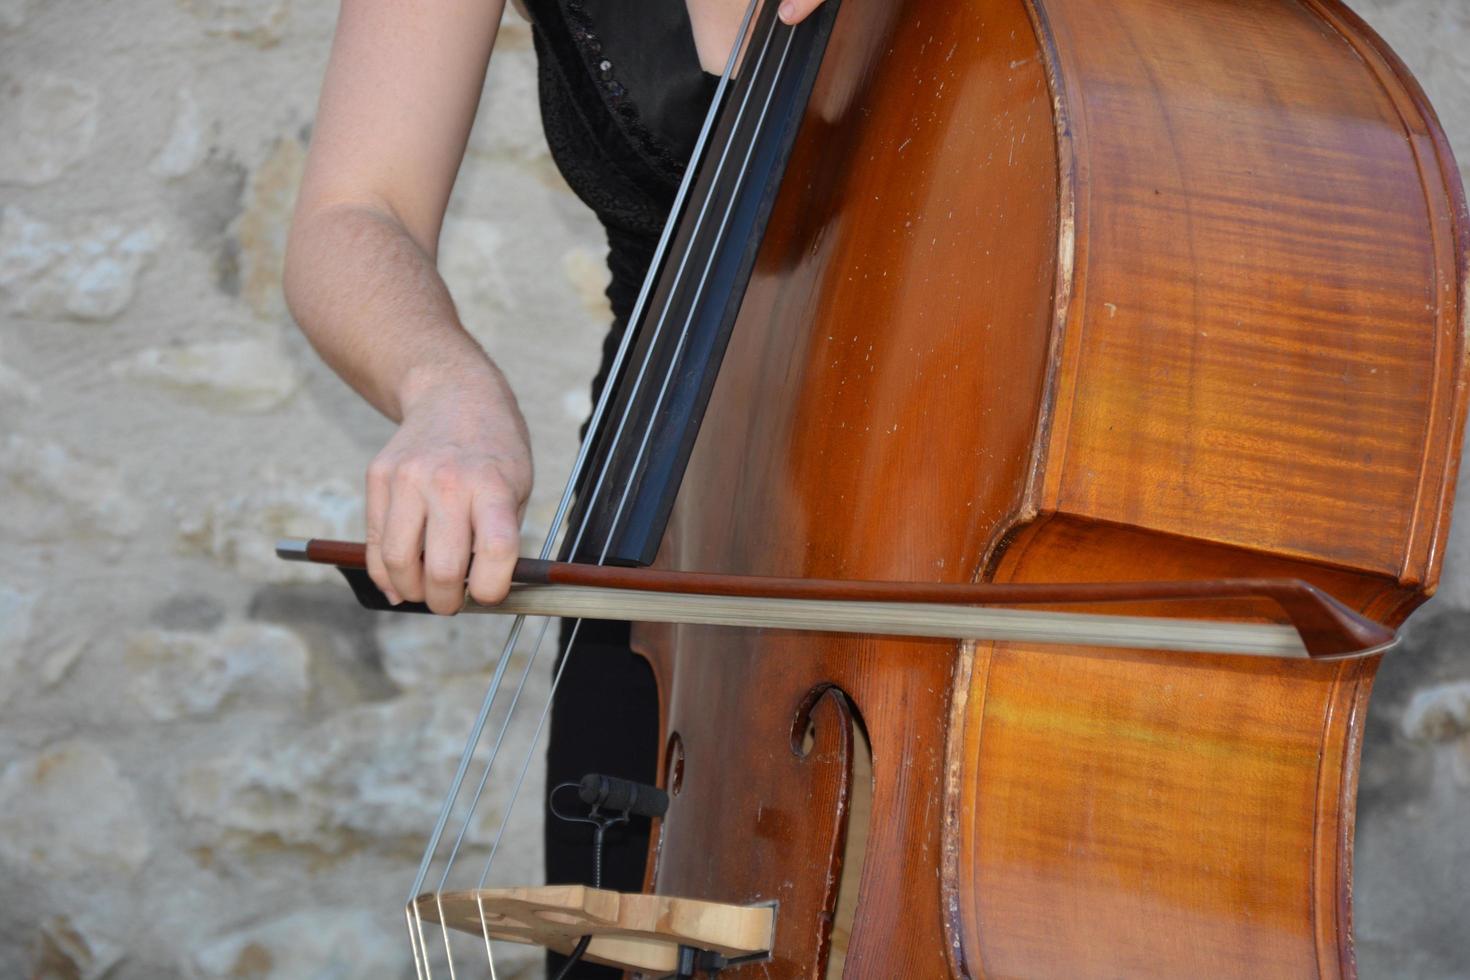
[112,334,302,412]
[0,580,80,702]
[1401,680,1470,746]
[0,207,164,320]
[0,581,38,665]
[235,137,304,320]
[176,472,363,582]
[127,621,310,721]
[0,337,38,404]
[0,72,98,186]
[184,908,409,980]
[176,680,543,853]
[1,434,144,540]
[31,916,126,980]
[183,907,543,980]
[0,1,1466,978]
[376,610,548,690]
[181,0,291,49]
[0,741,152,877]
[152,90,209,180]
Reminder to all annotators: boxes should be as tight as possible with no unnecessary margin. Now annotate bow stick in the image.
[277,538,1395,659]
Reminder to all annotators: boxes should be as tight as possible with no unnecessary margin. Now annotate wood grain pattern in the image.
[1033,0,1465,582]
[952,517,1405,978]
[631,0,1468,978]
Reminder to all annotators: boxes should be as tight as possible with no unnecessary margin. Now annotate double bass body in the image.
[632,0,1468,976]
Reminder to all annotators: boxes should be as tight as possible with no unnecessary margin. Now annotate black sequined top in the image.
[523,0,718,398]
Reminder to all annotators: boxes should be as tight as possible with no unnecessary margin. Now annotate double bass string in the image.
[456,11,800,976]
[405,6,761,972]
[432,0,780,907]
[453,0,781,892]
[471,3,799,895]
[460,19,804,909]
[400,3,775,976]
[458,6,790,972]
[469,0,795,906]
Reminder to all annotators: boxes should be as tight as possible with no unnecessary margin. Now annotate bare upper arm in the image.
[295,0,508,258]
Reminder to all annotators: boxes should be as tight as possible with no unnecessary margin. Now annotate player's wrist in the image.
[396,349,505,418]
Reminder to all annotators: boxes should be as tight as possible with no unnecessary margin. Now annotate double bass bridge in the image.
[412,885,776,975]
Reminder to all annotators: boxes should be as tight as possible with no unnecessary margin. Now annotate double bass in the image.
[285,0,1468,975]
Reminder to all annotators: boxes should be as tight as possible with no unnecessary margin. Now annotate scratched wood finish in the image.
[633,0,1467,978]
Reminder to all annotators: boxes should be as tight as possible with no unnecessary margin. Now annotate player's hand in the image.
[365,366,532,615]
[778,0,830,24]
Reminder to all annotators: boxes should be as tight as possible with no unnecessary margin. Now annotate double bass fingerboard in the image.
[567,0,841,567]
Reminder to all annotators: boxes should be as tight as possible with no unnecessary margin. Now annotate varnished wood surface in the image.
[952,518,1400,978]
[643,0,1063,976]
[633,0,1467,978]
[1032,0,1466,584]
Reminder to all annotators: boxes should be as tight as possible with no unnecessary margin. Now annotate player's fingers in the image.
[466,487,523,606]
[422,469,473,616]
[365,454,399,604]
[778,0,826,25]
[381,473,429,603]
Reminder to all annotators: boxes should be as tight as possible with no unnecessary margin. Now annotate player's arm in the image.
[284,0,527,615]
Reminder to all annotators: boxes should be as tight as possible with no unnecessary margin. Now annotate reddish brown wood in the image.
[629,0,1468,978]
[300,538,371,568]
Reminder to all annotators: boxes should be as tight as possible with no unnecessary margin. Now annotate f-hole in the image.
[826,709,871,978]
[789,687,873,978]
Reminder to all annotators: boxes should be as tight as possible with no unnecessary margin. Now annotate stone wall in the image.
[0,1,1466,978]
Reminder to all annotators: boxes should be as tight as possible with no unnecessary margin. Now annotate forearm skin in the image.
[284,202,503,424]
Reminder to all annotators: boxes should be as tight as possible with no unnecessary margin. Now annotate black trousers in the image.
[544,618,660,978]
